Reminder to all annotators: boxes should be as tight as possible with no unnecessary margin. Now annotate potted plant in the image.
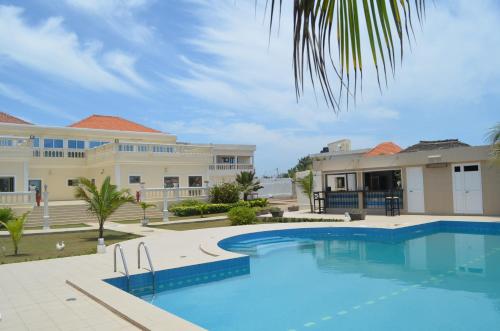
[347,209,366,221]
[270,207,284,218]
[140,202,156,226]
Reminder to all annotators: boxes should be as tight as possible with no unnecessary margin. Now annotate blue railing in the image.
[324,190,404,210]
[325,191,359,209]
[363,190,403,209]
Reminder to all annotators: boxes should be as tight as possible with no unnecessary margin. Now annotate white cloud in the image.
[65,0,153,44]
[104,51,150,88]
[0,5,148,94]
[0,82,77,121]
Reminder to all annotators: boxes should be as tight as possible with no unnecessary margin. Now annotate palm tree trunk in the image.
[99,220,104,239]
[308,194,313,213]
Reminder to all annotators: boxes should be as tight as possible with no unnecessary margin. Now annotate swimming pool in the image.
[106,221,500,330]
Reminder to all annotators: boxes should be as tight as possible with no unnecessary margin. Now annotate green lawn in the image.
[151,216,343,231]
[113,212,228,224]
[0,230,140,264]
[1,223,90,231]
[26,223,90,230]
[151,219,232,231]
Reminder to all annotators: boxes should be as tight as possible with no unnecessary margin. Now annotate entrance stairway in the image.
[22,202,164,227]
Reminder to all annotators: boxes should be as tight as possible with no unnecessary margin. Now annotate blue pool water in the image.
[107,222,500,331]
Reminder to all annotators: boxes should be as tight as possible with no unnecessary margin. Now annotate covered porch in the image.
[321,170,404,214]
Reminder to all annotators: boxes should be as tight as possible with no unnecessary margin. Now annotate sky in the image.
[0,0,499,176]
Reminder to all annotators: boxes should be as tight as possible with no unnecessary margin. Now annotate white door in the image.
[452,163,483,214]
[406,167,425,213]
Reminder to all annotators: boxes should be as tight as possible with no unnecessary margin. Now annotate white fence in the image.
[140,187,209,202]
[0,191,36,206]
[258,178,293,198]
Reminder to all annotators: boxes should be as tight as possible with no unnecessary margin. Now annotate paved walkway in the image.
[1,214,499,330]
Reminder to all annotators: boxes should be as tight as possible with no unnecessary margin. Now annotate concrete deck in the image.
[1,213,499,330]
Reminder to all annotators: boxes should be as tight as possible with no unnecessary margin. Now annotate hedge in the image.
[259,217,344,223]
[169,198,269,217]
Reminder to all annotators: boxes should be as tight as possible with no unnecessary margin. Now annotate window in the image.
[188,176,202,187]
[335,177,346,190]
[68,140,85,149]
[0,138,13,146]
[44,138,64,149]
[221,156,235,164]
[67,179,79,187]
[164,176,179,188]
[152,145,174,153]
[0,177,15,192]
[137,144,149,152]
[32,137,40,148]
[464,165,479,172]
[454,166,461,172]
[89,141,109,148]
[129,175,141,184]
[119,144,134,152]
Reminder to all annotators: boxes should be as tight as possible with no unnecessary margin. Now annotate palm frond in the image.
[268,0,426,111]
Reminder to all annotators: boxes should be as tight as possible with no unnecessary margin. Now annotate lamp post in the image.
[42,184,50,230]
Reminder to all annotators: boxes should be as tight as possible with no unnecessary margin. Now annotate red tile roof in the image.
[69,115,161,133]
[364,142,402,157]
[0,112,32,125]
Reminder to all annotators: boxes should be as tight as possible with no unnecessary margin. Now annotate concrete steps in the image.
[22,202,163,227]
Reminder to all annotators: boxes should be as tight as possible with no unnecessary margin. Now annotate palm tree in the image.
[139,201,156,224]
[74,176,134,242]
[267,1,427,111]
[236,171,264,200]
[0,212,28,255]
[488,123,500,165]
[297,170,314,213]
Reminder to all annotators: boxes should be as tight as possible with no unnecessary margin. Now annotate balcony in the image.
[208,163,254,172]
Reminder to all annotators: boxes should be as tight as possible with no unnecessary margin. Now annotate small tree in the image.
[0,212,28,255]
[297,170,314,213]
[74,176,134,241]
[209,182,240,203]
[139,202,156,221]
[236,171,263,201]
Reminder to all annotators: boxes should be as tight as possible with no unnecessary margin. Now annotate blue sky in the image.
[0,0,499,176]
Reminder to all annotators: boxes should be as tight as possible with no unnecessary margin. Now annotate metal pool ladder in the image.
[114,244,130,291]
[138,241,156,292]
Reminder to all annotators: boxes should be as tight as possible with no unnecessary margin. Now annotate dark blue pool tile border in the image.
[105,255,250,296]
[218,220,500,248]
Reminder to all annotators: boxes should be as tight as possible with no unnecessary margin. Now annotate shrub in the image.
[247,198,268,208]
[260,217,343,223]
[0,208,15,230]
[0,212,28,255]
[170,203,233,217]
[172,199,204,207]
[209,183,240,204]
[228,206,257,225]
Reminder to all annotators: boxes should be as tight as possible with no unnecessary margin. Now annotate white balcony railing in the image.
[208,164,254,171]
[0,191,36,206]
[140,187,209,202]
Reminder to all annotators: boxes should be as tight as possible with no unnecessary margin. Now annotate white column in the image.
[23,161,29,191]
[114,164,121,188]
[43,184,50,230]
[162,188,169,223]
